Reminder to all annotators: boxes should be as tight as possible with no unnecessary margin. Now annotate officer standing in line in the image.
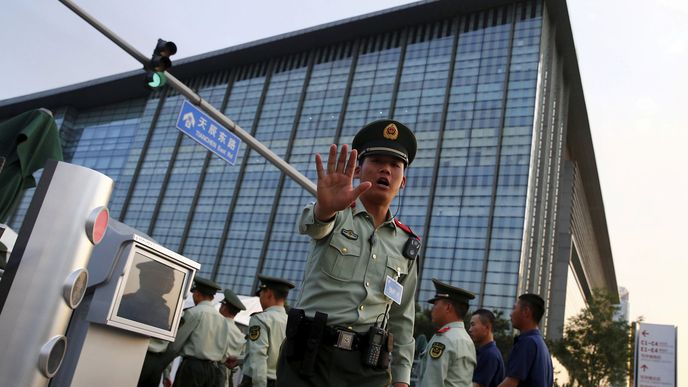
[276,120,420,387]
[239,274,294,387]
[219,289,248,387]
[417,279,477,387]
[165,276,234,387]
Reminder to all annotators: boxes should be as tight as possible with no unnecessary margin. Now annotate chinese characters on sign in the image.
[175,100,241,165]
[634,322,677,387]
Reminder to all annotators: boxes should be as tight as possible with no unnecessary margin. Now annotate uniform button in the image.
[342,247,348,253]
[365,281,370,287]
[348,326,353,330]
[372,254,377,259]
[396,267,401,272]
[359,305,365,310]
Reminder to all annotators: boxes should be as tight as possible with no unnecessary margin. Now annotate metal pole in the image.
[58,0,317,196]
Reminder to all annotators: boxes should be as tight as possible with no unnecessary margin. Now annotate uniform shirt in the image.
[296,200,418,384]
[505,329,553,387]
[225,317,246,387]
[148,337,169,354]
[225,317,246,359]
[167,300,233,361]
[417,321,476,387]
[473,341,505,387]
[243,305,287,387]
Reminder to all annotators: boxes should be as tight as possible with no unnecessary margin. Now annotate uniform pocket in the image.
[321,231,362,281]
[385,255,409,282]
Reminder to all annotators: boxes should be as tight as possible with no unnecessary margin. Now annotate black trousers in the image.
[238,376,276,387]
[173,357,225,387]
[275,345,389,387]
[138,351,168,387]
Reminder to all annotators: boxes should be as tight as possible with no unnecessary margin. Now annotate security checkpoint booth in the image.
[51,219,199,387]
[0,160,199,387]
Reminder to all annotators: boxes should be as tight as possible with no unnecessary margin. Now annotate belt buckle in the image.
[335,330,355,350]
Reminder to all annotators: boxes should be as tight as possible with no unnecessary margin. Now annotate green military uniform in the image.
[221,289,248,387]
[277,120,420,386]
[416,279,477,387]
[241,275,293,387]
[167,277,234,387]
[417,321,476,387]
[226,318,245,359]
[242,305,287,387]
[224,318,245,387]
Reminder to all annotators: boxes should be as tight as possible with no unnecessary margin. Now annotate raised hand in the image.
[314,144,371,221]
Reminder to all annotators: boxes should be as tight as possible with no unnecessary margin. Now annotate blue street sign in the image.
[175,100,241,165]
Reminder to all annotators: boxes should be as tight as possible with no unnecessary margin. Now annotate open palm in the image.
[314,144,371,219]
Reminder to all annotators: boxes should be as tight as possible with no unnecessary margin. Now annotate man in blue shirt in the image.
[498,294,553,387]
[469,309,504,387]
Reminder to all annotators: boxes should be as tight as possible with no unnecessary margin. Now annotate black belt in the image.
[182,356,222,364]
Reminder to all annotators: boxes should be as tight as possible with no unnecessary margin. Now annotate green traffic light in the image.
[147,72,166,88]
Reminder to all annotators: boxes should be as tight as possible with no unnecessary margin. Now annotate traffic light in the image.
[145,39,177,88]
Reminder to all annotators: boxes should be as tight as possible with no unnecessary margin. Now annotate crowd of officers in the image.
[137,119,554,387]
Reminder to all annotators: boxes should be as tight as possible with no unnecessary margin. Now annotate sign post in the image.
[58,0,316,196]
[634,322,677,387]
[176,100,241,165]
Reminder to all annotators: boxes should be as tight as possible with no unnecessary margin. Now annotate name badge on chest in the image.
[384,276,403,305]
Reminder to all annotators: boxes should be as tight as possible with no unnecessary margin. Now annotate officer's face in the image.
[191,289,203,305]
[356,155,406,204]
[258,288,271,309]
[469,315,489,343]
[430,299,450,326]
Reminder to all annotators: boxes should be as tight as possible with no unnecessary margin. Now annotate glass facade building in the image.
[0,0,617,336]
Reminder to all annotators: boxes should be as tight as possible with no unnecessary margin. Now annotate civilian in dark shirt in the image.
[469,309,505,387]
[498,294,553,387]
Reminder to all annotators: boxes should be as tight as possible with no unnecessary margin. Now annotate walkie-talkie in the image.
[362,325,386,367]
[376,332,393,370]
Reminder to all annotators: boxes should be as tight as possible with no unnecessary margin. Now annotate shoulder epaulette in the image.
[394,218,419,239]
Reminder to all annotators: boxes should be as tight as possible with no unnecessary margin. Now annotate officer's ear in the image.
[354,165,361,178]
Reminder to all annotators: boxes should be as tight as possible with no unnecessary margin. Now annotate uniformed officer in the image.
[219,289,248,387]
[165,276,234,387]
[417,279,477,387]
[240,274,294,387]
[276,119,420,387]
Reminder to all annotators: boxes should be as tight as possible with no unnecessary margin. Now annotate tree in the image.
[414,303,435,340]
[491,309,514,362]
[550,289,631,386]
